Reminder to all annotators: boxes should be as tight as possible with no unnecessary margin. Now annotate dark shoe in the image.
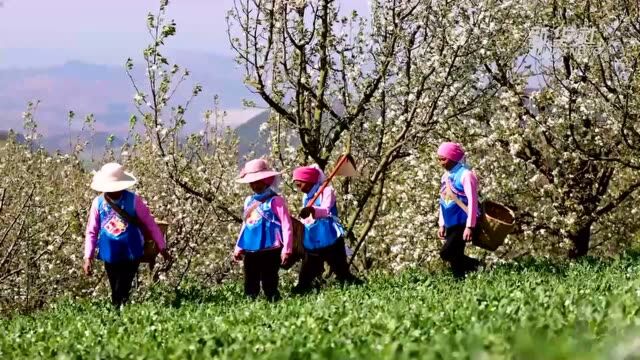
[265,293,281,303]
[291,284,313,296]
[452,268,466,280]
[340,276,364,286]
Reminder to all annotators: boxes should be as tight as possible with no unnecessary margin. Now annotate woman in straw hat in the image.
[83,162,172,307]
[235,159,293,302]
[290,165,362,295]
[437,142,481,279]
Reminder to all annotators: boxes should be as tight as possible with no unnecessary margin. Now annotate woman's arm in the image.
[311,186,336,218]
[461,171,479,228]
[84,198,101,259]
[272,196,293,255]
[134,196,166,250]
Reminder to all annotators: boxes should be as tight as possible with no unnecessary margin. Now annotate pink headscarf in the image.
[293,166,320,184]
[437,142,465,162]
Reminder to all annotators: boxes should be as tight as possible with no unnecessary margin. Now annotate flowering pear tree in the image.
[4,3,250,312]
[450,0,640,257]
[0,105,97,314]
[5,0,640,316]
[227,0,521,267]
[122,0,254,288]
[126,1,243,221]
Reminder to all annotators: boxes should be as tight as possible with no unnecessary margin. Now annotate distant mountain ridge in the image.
[41,131,126,154]
[0,51,262,137]
[0,130,25,143]
[235,110,270,156]
[0,129,124,156]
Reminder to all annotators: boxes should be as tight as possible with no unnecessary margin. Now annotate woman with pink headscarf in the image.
[437,142,481,279]
[290,165,362,294]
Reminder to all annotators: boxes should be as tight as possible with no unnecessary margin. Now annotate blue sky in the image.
[0,0,370,68]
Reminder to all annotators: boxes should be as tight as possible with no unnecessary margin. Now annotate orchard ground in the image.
[2,254,640,359]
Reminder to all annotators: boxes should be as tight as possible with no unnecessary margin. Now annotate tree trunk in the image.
[568,222,593,258]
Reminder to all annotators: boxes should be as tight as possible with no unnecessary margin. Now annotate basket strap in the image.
[243,194,276,222]
[243,201,263,221]
[445,180,469,214]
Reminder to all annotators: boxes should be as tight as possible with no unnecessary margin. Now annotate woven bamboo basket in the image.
[140,220,168,264]
[281,218,306,269]
[473,201,516,251]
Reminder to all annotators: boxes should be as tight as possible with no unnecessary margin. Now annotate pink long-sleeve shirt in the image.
[84,194,166,260]
[235,195,293,256]
[438,169,479,228]
[309,185,336,219]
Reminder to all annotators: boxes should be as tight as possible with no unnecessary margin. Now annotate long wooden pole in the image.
[305,154,348,207]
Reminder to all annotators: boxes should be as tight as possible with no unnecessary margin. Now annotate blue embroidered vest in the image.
[96,191,144,263]
[439,163,473,228]
[237,192,282,252]
[302,183,345,250]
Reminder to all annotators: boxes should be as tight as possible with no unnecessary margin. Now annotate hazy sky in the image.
[0,0,370,67]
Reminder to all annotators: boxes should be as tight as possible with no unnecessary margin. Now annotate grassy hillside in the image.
[0,130,123,163]
[235,109,270,157]
[234,109,304,158]
[2,255,640,359]
[0,130,25,145]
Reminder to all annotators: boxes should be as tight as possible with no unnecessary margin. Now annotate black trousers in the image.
[243,248,281,301]
[295,237,361,293]
[440,225,480,279]
[104,260,139,307]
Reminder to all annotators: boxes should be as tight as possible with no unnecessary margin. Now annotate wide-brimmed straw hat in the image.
[90,163,138,192]
[236,159,281,184]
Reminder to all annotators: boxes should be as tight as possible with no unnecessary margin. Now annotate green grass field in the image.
[2,256,640,359]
